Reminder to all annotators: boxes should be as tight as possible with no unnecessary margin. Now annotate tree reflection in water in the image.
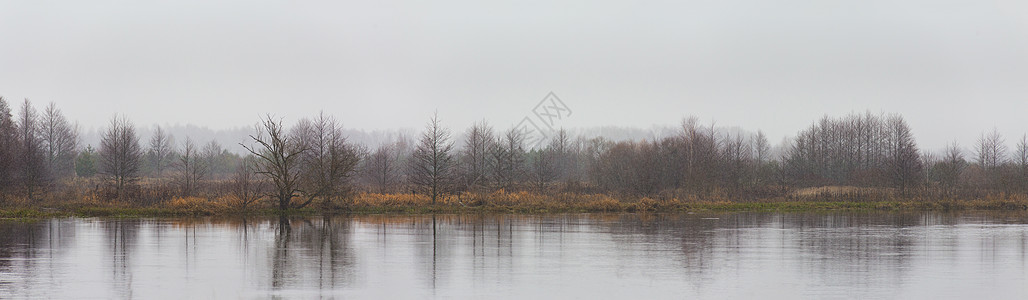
[0,212,1026,299]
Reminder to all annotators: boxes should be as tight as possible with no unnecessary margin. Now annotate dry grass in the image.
[3,184,1028,218]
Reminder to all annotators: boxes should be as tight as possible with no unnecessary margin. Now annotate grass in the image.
[1,187,1027,219]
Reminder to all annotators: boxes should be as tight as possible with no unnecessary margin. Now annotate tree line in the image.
[2,96,1027,208]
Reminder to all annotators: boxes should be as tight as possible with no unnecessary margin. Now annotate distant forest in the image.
[1,97,1026,209]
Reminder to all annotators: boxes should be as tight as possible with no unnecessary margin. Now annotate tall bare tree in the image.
[147,126,174,178]
[99,115,143,197]
[491,127,527,191]
[39,102,79,180]
[174,137,206,197]
[976,128,1007,169]
[17,100,46,198]
[202,140,224,177]
[458,120,494,192]
[364,143,401,194]
[1015,135,1028,191]
[886,115,923,191]
[527,148,558,193]
[242,115,307,210]
[408,113,455,204]
[0,97,18,192]
[975,128,1006,188]
[292,112,363,207]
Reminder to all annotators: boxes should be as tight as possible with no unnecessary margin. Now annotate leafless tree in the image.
[231,156,264,210]
[174,137,207,197]
[364,143,401,193]
[527,148,558,193]
[722,133,753,191]
[1015,135,1028,191]
[0,97,18,193]
[291,112,363,207]
[976,128,1006,169]
[491,127,526,191]
[975,128,1006,188]
[547,128,573,181]
[753,130,770,163]
[457,120,494,192]
[930,142,967,189]
[39,102,78,180]
[202,140,224,177]
[99,115,143,197]
[242,115,306,210]
[408,113,455,204]
[886,115,923,191]
[16,99,46,198]
[148,126,174,178]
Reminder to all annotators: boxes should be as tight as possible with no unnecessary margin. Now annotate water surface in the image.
[1,212,1027,299]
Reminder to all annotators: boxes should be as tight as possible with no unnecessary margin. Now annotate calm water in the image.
[1,212,1027,299]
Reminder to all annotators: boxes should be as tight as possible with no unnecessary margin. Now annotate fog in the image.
[3,0,1027,152]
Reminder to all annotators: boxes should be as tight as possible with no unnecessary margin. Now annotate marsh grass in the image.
[1,187,1027,218]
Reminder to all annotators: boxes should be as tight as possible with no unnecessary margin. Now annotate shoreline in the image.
[2,198,1027,220]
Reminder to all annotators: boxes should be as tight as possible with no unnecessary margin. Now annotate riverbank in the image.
[2,190,1027,219]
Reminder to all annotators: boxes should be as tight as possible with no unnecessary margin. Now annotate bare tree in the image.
[753,130,770,163]
[931,141,966,189]
[0,97,17,192]
[364,143,401,193]
[202,140,224,177]
[16,99,46,198]
[976,128,1007,169]
[527,148,558,193]
[242,115,307,210]
[174,137,206,197]
[39,102,78,180]
[292,112,363,207]
[975,128,1006,189]
[408,113,455,204]
[1015,135,1028,191]
[231,156,264,210]
[491,127,526,191]
[99,115,143,197]
[886,115,923,191]
[458,120,494,192]
[148,126,174,178]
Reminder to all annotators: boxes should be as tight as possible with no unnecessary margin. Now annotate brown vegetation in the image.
[3,97,1028,216]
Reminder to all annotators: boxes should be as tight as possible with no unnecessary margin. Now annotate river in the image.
[1,212,1026,299]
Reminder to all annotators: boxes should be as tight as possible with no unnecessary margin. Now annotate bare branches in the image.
[242,115,306,210]
[99,115,143,198]
[408,112,455,204]
[147,126,174,178]
[174,137,206,197]
[40,102,78,180]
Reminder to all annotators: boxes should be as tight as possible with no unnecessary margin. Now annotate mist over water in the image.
[1,212,1026,299]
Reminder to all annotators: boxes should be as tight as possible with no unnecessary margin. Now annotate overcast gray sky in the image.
[2,0,1027,151]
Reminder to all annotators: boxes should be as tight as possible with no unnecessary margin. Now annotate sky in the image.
[2,0,1027,152]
